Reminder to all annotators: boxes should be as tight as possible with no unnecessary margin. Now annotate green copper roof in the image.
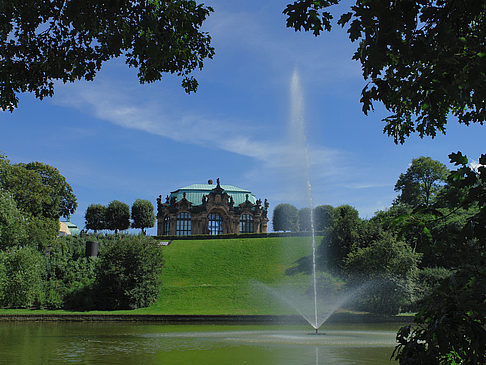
[169,183,257,206]
[60,220,81,236]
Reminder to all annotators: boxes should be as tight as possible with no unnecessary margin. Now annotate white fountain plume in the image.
[290,69,319,330]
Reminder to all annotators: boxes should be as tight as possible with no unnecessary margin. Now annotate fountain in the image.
[260,70,358,333]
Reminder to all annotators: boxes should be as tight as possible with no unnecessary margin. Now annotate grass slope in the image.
[0,236,319,315]
[139,236,319,315]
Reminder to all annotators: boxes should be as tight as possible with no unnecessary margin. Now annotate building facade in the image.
[157,179,269,236]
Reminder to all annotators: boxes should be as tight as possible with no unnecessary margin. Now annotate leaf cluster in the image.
[284,1,486,143]
[272,203,299,232]
[94,235,164,310]
[0,157,77,219]
[394,156,449,208]
[394,265,486,364]
[85,199,155,234]
[131,199,155,234]
[1,0,215,111]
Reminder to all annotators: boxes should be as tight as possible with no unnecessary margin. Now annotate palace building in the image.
[157,179,269,236]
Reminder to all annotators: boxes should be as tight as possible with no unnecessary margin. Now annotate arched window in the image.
[163,216,170,235]
[176,212,191,236]
[208,213,223,235]
[239,214,254,233]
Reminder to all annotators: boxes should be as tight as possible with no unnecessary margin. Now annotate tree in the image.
[284,1,486,361]
[394,265,486,364]
[345,231,420,315]
[94,236,164,309]
[131,199,155,235]
[0,158,77,219]
[313,204,335,231]
[24,215,59,251]
[85,204,107,234]
[394,156,449,208]
[1,0,214,111]
[0,162,53,217]
[298,207,311,231]
[321,205,361,274]
[284,1,486,143]
[0,190,26,250]
[20,162,77,218]
[272,203,299,232]
[105,200,130,235]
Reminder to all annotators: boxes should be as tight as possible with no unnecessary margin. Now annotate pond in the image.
[0,322,400,364]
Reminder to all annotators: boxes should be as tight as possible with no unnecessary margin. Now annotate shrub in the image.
[94,236,164,309]
[345,231,420,314]
[0,246,44,308]
[43,240,96,309]
[409,267,451,311]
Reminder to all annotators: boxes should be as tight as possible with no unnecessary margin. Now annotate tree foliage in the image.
[321,204,361,274]
[0,190,26,250]
[131,199,155,234]
[0,0,215,111]
[392,152,486,363]
[345,231,420,314]
[313,204,335,231]
[20,162,77,218]
[85,204,107,233]
[105,200,130,234]
[94,236,164,310]
[298,207,311,231]
[0,158,77,219]
[0,162,52,217]
[394,156,449,208]
[0,246,44,308]
[24,215,59,251]
[272,203,299,232]
[394,266,486,364]
[284,0,486,143]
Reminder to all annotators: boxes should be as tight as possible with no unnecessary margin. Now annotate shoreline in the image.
[0,312,414,323]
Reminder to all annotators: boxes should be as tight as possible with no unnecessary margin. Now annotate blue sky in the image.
[1,1,485,234]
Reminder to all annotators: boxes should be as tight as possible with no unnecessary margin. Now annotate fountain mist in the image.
[257,70,363,332]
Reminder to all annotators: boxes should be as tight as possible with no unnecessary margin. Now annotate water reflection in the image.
[0,322,399,364]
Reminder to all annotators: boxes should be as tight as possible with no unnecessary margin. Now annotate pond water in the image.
[0,322,400,364]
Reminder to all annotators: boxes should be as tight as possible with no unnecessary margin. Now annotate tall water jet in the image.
[289,69,319,332]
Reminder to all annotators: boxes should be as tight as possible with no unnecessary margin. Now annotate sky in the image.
[1,1,485,235]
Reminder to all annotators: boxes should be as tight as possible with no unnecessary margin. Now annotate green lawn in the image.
[147,236,319,314]
[0,236,320,315]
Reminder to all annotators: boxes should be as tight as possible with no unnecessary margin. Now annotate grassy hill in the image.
[138,236,320,315]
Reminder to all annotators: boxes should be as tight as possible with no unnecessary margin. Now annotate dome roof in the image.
[169,182,257,206]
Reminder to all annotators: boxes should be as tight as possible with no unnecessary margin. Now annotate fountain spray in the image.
[290,70,319,333]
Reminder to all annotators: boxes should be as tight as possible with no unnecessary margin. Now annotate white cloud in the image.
[54,80,344,179]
